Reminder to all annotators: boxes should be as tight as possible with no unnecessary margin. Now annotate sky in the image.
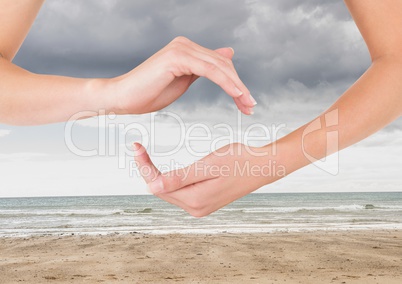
[0,0,401,197]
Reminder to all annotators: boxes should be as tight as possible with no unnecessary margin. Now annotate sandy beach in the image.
[0,230,401,283]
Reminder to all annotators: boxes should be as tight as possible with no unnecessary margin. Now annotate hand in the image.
[110,36,256,115]
[133,142,281,217]
[0,33,255,125]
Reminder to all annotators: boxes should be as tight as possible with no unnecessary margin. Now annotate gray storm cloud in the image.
[2,0,400,155]
[15,0,369,95]
[1,0,402,197]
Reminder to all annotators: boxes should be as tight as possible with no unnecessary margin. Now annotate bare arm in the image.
[0,0,44,61]
[136,0,402,217]
[277,0,402,174]
[0,1,255,125]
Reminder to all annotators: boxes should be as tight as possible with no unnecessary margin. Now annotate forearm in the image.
[267,0,402,183]
[0,0,116,125]
[267,57,402,180]
[0,58,115,125]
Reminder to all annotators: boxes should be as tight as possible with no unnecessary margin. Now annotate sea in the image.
[0,192,401,237]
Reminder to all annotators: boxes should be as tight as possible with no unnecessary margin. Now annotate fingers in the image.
[169,48,242,99]
[158,178,225,217]
[165,37,257,114]
[134,142,218,195]
[215,48,258,111]
[156,184,205,217]
[234,97,254,115]
[187,54,256,115]
[214,47,235,60]
[153,161,219,194]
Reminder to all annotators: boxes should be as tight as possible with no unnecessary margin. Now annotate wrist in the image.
[84,78,113,113]
[86,77,131,115]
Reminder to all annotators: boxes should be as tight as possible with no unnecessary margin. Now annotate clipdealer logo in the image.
[301,109,339,175]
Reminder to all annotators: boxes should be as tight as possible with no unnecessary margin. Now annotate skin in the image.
[2,1,401,217]
[135,0,402,217]
[0,0,256,126]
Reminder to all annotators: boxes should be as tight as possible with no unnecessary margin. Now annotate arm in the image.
[0,0,44,61]
[0,1,255,125]
[135,0,402,217]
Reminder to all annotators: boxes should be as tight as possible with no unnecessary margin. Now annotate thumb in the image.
[215,47,235,59]
[148,160,218,194]
[133,143,160,184]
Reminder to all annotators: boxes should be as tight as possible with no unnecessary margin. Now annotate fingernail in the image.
[133,143,141,156]
[133,143,141,151]
[234,87,243,97]
[249,108,255,115]
[229,47,235,55]
[250,95,258,106]
[148,177,164,194]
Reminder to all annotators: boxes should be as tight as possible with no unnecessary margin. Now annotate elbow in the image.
[0,52,11,62]
[371,51,402,65]
[370,54,402,80]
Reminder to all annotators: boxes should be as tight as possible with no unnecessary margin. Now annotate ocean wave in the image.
[350,218,398,223]
[234,204,401,214]
[1,192,402,238]
[0,207,159,218]
[1,203,401,220]
[136,208,152,214]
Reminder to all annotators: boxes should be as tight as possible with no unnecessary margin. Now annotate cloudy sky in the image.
[0,0,401,197]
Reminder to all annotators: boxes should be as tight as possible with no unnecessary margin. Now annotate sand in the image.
[0,230,401,283]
